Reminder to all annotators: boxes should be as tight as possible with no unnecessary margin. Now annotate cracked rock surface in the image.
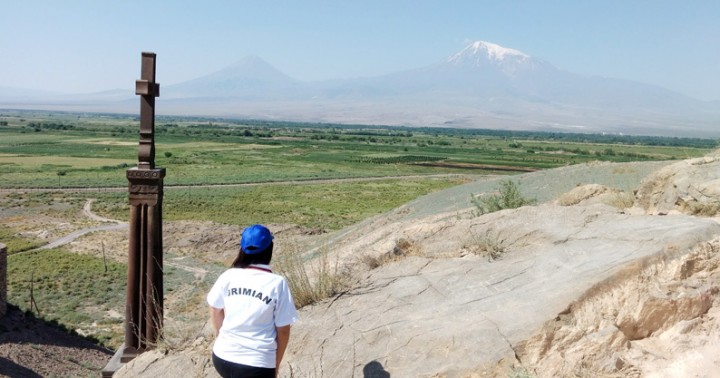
[114,151,720,377]
[283,205,720,377]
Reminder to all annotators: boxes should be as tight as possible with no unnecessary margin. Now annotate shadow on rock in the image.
[363,360,390,378]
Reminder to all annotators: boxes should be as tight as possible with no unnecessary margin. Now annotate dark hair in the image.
[231,242,274,268]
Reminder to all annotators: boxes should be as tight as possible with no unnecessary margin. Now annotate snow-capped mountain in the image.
[451,41,529,62]
[446,40,539,78]
[3,41,718,137]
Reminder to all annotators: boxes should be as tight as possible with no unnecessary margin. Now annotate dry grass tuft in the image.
[688,200,720,216]
[464,231,511,261]
[158,317,208,352]
[392,238,423,257]
[158,287,212,351]
[274,242,351,308]
[603,191,636,210]
[360,238,424,270]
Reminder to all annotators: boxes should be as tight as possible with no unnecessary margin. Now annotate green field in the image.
[91,177,468,230]
[3,110,715,230]
[1,109,714,189]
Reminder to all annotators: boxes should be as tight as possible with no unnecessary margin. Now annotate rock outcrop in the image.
[518,237,720,377]
[280,204,719,377]
[634,150,720,216]
[114,152,720,378]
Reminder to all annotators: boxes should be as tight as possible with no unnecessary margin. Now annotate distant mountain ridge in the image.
[2,41,718,137]
[166,55,302,99]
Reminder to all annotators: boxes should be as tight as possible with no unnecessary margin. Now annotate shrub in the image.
[465,231,511,261]
[472,180,535,215]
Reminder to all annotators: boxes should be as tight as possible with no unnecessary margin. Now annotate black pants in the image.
[212,353,275,378]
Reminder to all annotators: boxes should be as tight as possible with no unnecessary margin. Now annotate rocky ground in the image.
[0,304,113,377]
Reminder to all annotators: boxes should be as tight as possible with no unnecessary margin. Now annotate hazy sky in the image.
[2,0,718,100]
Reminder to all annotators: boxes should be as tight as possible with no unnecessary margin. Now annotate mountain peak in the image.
[448,41,529,64]
[221,55,279,73]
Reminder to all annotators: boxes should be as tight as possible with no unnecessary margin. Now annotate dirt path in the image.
[15,199,128,254]
[165,258,208,280]
[20,201,208,280]
[31,223,128,251]
[83,199,124,224]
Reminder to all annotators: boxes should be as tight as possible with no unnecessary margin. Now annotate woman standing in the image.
[207,224,299,378]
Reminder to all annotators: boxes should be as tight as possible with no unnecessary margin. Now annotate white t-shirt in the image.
[207,264,299,368]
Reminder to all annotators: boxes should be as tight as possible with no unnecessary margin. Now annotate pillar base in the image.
[101,344,146,377]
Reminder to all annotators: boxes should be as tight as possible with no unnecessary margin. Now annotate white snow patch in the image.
[448,40,529,63]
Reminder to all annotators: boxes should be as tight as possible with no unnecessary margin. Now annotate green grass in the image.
[6,248,127,348]
[5,247,224,349]
[0,225,45,254]
[91,177,467,230]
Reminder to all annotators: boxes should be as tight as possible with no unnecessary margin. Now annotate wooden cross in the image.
[125,52,165,362]
[104,51,166,377]
[135,52,160,170]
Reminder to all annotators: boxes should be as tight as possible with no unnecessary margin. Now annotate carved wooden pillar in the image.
[123,167,165,361]
[104,52,164,376]
[122,51,164,361]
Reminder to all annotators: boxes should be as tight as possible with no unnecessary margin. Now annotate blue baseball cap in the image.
[240,224,274,254]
